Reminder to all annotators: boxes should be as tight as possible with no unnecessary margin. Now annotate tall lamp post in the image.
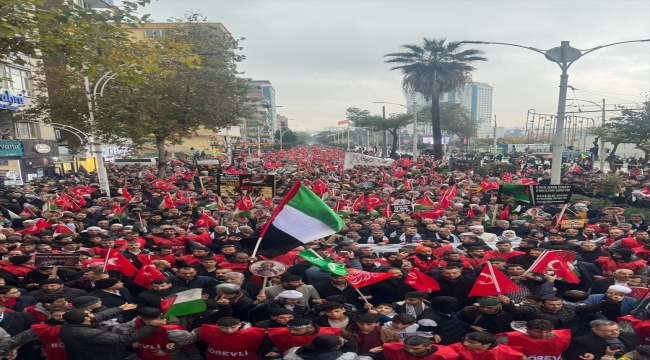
[460,39,650,184]
[373,101,418,157]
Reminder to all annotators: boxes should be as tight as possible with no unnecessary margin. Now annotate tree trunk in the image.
[156,136,167,179]
[388,129,398,158]
[431,97,443,159]
[607,143,619,172]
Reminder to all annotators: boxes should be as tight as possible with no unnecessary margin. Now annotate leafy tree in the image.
[593,174,626,206]
[1,0,155,73]
[275,129,297,144]
[607,101,650,160]
[384,38,487,159]
[346,107,413,158]
[589,123,627,171]
[417,102,476,140]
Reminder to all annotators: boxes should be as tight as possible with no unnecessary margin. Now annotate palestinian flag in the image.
[297,249,348,275]
[53,222,75,238]
[5,209,21,220]
[160,289,206,318]
[239,182,344,258]
[498,184,532,205]
[413,196,435,211]
[0,216,10,227]
[333,202,349,218]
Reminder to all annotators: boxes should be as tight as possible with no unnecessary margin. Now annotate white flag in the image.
[343,152,394,170]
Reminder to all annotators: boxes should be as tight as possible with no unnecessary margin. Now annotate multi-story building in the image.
[244,91,271,141]
[247,80,277,133]
[0,54,61,184]
[407,82,494,139]
[73,0,113,8]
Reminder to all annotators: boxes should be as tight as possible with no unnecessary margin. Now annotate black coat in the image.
[89,288,136,321]
[426,274,476,310]
[366,277,414,306]
[563,331,640,360]
[313,281,366,309]
[0,311,37,336]
[454,306,518,335]
[28,287,88,302]
[590,278,616,294]
[60,323,157,360]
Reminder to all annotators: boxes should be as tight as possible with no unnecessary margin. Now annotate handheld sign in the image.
[34,253,81,267]
[249,260,286,278]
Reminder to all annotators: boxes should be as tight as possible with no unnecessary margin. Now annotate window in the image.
[145,30,166,37]
[8,67,30,96]
[15,122,37,139]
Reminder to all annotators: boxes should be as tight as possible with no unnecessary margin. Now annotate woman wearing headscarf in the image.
[498,230,521,242]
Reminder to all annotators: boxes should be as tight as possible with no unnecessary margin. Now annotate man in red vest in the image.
[262,318,347,357]
[114,307,198,360]
[382,335,460,360]
[448,332,525,360]
[496,319,571,360]
[193,316,265,360]
[597,248,648,277]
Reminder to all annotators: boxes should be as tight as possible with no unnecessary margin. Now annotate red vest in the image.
[182,255,203,265]
[462,256,488,269]
[618,316,650,344]
[633,247,650,260]
[1,264,34,277]
[217,261,249,273]
[407,256,439,272]
[382,342,459,360]
[602,237,617,251]
[597,256,647,277]
[150,254,176,266]
[133,318,191,360]
[621,237,644,249]
[152,236,187,253]
[199,325,266,360]
[25,306,47,323]
[268,327,341,354]
[498,329,571,358]
[448,343,523,360]
[31,324,66,360]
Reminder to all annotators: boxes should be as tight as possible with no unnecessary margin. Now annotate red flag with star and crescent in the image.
[133,256,166,289]
[468,262,521,296]
[103,249,138,276]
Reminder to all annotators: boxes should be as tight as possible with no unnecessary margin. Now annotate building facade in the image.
[247,80,276,134]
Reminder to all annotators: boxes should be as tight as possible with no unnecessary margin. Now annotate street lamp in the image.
[460,39,650,184]
[373,101,418,157]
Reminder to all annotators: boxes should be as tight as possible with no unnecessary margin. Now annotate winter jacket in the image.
[426,274,476,310]
[60,322,157,360]
[28,287,88,302]
[426,297,466,345]
[455,306,518,334]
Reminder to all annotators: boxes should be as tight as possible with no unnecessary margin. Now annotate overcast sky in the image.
[136,0,650,131]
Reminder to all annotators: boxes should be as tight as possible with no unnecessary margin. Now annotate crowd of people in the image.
[0,145,650,359]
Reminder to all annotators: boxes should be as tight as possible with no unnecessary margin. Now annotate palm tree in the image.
[385,38,487,159]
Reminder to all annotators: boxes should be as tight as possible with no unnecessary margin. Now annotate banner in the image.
[560,219,587,229]
[343,152,394,170]
[34,253,81,267]
[497,184,573,206]
[390,204,412,213]
[217,174,275,197]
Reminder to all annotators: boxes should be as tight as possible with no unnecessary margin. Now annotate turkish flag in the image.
[104,249,139,276]
[151,179,174,191]
[499,206,510,220]
[528,251,580,284]
[352,194,365,211]
[311,180,328,196]
[468,262,521,296]
[119,188,133,201]
[467,207,477,218]
[365,194,385,209]
[235,196,254,211]
[405,269,440,292]
[22,206,37,217]
[195,214,218,227]
[34,219,51,229]
[184,232,213,246]
[17,225,41,235]
[344,269,393,289]
[133,256,166,289]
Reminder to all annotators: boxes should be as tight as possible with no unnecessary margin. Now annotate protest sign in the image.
[497,184,574,206]
[390,204,412,213]
[34,253,81,267]
[343,152,394,170]
[217,174,275,197]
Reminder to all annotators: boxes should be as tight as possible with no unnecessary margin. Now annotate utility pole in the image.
[83,75,110,195]
[412,102,418,157]
[493,115,498,153]
[382,106,387,157]
[599,99,606,170]
[347,126,350,151]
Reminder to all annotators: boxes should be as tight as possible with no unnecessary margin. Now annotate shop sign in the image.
[0,141,24,156]
[0,90,25,111]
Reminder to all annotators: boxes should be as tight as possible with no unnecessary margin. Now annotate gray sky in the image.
[137,0,650,131]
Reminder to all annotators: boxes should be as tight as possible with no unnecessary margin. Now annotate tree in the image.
[384,38,487,159]
[1,0,154,72]
[417,102,476,140]
[607,101,650,160]
[346,107,413,158]
[593,174,626,206]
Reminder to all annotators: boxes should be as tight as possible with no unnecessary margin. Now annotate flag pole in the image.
[101,248,112,272]
[491,204,499,226]
[250,237,263,258]
[487,262,501,294]
[522,250,548,275]
[555,203,569,226]
[354,287,371,306]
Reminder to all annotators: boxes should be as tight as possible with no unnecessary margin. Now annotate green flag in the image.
[297,249,349,276]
